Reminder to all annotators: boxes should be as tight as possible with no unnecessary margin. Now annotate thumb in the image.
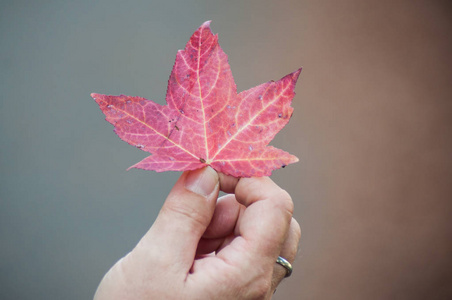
[138,167,219,272]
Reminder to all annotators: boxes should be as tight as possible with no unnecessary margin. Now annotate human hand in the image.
[94,167,301,299]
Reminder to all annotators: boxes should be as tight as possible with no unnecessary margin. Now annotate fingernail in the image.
[185,167,219,197]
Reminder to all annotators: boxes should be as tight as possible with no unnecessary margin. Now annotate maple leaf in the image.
[92,21,301,177]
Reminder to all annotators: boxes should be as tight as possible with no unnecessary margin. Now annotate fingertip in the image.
[185,166,219,197]
[218,173,239,193]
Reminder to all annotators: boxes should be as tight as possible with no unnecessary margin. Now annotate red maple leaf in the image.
[92,21,301,177]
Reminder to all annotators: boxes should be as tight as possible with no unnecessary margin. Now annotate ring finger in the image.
[271,217,301,293]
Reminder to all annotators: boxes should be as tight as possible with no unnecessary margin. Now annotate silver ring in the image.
[276,256,293,278]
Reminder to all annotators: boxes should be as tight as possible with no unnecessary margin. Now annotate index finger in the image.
[218,174,294,265]
[235,177,293,254]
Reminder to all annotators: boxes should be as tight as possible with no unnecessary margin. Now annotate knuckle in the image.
[292,218,302,241]
[162,200,208,230]
[272,188,294,218]
[283,218,302,262]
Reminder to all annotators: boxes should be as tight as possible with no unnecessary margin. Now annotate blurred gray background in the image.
[1,0,451,299]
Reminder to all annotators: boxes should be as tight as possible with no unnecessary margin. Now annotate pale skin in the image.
[94,167,301,299]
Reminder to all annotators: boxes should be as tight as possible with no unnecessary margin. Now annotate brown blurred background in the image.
[1,0,451,299]
[272,1,452,299]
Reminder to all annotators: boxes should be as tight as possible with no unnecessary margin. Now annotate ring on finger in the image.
[276,256,293,278]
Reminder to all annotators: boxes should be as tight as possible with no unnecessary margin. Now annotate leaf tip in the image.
[292,68,302,81]
[201,20,212,28]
